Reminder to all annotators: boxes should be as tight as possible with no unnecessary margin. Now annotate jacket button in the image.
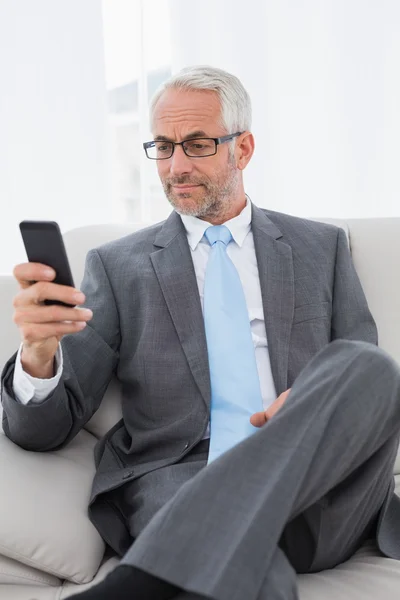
[184,443,189,450]
[122,471,134,479]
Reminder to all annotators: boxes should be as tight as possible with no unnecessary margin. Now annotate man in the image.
[2,66,400,600]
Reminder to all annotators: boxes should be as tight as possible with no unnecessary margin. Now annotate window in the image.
[0,0,171,274]
[102,0,172,224]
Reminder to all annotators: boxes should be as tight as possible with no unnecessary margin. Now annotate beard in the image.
[161,159,241,221]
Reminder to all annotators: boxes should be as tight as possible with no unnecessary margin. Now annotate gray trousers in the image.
[118,340,400,600]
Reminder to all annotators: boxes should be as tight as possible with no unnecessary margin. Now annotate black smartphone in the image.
[19,220,76,307]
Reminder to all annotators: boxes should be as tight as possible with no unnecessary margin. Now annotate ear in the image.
[236,132,255,170]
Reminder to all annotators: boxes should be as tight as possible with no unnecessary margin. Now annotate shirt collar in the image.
[180,196,252,251]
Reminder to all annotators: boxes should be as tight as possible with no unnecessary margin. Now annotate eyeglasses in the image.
[143,132,243,160]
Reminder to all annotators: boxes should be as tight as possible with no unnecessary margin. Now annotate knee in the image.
[330,339,399,373]
[330,339,400,403]
[306,339,400,400]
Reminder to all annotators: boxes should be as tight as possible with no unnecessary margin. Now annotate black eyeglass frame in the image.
[143,131,244,160]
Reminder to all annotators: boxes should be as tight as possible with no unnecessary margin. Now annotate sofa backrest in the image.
[1,218,399,444]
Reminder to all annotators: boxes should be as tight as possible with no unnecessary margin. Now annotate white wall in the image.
[168,1,269,212]
[169,0,400,220]
[0,0,110,274]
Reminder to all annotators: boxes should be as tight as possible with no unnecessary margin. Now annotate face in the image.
[151,88,244,220]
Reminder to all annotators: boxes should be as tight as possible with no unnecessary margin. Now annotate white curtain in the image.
[169,0,400,219]
[0,0,109,274]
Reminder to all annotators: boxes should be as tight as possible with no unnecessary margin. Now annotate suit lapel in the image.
[251,204,294,395]
[150,212,211,409]
[150,205,294,405]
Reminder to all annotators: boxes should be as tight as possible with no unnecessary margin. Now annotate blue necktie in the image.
[204,225,263,463]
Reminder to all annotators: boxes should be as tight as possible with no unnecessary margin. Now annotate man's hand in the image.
[250,388,292,427]
[12,262,93,378]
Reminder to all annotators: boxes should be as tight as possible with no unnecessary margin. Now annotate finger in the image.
[21,321,88,343]
[14,306,93,325]
[250,411,268,427]
[276,394,288,411]
[13,282,85,308]
[14,263,56,288]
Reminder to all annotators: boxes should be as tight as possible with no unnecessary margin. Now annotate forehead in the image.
[152,88,224,137]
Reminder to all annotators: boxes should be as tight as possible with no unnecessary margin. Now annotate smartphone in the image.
[19,220,76,307]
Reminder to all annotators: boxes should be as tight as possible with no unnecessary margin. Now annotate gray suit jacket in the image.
[2,203,400,558]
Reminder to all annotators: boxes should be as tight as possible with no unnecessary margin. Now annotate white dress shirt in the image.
[13,198,278,438]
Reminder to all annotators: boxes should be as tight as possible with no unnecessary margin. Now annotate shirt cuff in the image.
[12,343,63,405]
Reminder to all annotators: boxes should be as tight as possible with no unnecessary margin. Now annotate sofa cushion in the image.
[0,428,105,584]
[298,541,400,600]
[0,555,119,600]
[60,554,119,598]
[0,585,61,599]
[0,553,61,587]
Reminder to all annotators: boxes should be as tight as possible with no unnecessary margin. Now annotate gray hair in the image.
[149,65,252,134]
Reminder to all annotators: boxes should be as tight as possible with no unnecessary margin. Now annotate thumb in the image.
[250,410,268,428]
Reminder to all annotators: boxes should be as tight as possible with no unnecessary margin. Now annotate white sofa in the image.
[0,218,400,599]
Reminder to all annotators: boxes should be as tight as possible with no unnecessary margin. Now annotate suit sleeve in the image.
[1,249,120,451]
[331,227,378,345]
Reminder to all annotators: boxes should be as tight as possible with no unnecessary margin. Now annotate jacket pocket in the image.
[292,302,331,325]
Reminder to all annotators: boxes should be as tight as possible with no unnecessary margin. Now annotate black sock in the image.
[67,564,182,600]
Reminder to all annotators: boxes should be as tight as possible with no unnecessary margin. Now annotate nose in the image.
[169,144,193,177]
